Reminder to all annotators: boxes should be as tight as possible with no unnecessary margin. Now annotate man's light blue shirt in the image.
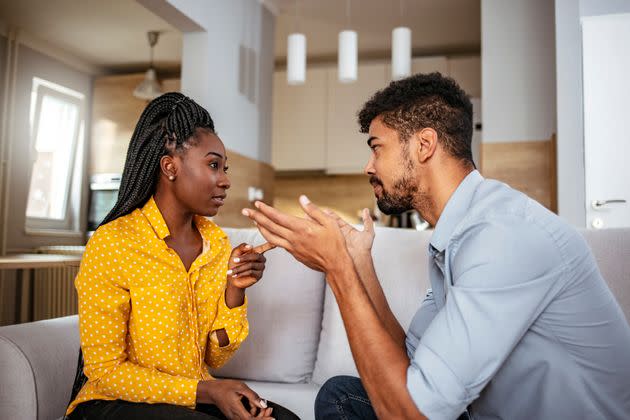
[405,170,630,419]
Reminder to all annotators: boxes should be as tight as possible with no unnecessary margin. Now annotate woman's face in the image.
[172,130,231,217]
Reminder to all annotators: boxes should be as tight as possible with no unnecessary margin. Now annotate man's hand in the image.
[196,379,273,419]
[241,195,350,274]
[324,208,375,263]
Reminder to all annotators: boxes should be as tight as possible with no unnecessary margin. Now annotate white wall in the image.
[150,0,276,164]
[481,0,556,143]
[555,0,630,226]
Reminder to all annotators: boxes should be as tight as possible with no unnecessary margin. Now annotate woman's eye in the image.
[209,162,218,168]
[224,166,229,173]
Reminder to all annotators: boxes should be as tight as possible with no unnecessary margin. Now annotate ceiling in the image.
[0,0,480,74]
[270,0,481,63]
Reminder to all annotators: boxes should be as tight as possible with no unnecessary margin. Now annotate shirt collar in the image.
[141,196,171,240]
[141,196,226,245]
[430,170,484,253]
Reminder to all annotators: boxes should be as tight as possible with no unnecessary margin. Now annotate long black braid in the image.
[66,92,215,412]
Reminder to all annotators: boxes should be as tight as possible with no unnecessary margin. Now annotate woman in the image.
[66,93,298,419]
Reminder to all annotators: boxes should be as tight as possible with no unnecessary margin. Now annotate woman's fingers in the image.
[230,263,265,276]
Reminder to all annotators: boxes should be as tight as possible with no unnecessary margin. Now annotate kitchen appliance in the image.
[87,173,121,234]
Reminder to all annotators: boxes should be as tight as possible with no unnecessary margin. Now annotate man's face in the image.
[364,117,418,215]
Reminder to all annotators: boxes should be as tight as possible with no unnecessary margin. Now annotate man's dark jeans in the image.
[315,375,471,420]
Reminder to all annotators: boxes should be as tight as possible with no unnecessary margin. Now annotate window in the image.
[25,78,85,233]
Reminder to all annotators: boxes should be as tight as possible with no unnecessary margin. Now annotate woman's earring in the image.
[168,176,175,181]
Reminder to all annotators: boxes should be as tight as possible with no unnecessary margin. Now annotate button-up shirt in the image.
[67,197,247,415]
[405,170,630,419]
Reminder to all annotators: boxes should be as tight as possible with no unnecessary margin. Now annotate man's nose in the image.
[364,154,375,176]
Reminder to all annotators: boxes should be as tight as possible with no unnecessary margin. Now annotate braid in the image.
[66,93,215,412]
[100,92,215,227]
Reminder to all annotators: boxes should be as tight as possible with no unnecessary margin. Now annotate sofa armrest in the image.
[0,315,79,420]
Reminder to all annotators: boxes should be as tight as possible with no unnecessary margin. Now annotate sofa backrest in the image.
[312,227,432,384]
[311,226,630,385]
[211,228,326,383]
[0,315,79,420]
[580,228,630,321]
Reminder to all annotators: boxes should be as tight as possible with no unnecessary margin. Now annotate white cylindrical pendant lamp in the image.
[392,26,411,80]
[287,33,306,85]
[338,30,358,83]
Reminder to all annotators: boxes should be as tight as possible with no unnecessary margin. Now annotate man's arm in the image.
[242,197,426,419]
[326,208,407,349]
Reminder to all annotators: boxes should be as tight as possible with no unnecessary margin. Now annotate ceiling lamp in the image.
[338,0,357,83]
[392,27,411,80]
[287,0,306,85]
[392,1,411,80]
[133,31,162,100]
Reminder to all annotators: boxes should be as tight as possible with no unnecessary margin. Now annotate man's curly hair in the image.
[358,72,474,165]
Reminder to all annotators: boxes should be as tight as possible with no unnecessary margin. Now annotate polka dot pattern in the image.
[66,197,248,415]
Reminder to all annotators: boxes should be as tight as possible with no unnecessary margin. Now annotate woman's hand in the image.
[227,243,268,289]
[196,379,273,419]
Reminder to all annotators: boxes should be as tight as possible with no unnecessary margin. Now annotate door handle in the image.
[591,199,627,210]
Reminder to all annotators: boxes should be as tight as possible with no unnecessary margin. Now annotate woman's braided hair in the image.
[65,93,215,413]
[101,91,215,226]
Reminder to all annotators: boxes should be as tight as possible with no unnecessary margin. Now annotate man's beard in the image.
[370,173,417,215]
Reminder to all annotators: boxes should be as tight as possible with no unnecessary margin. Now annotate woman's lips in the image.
[211,196,225,206]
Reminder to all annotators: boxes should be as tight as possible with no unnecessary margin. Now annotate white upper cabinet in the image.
[272,68,328,171]
[325,62,388,174]
[271,55,480,174]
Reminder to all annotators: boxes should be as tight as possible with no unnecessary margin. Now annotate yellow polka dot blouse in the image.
[66,197,248,415]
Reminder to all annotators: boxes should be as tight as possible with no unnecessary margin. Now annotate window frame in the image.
[24,79,86,235]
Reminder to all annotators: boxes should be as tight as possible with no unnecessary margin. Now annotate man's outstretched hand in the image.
[241,195,350,274]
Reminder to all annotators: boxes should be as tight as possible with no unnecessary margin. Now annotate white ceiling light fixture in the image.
[338,0,357,83]
[287,1,306,85]
[392,0,411,80]
[133,31,162,100]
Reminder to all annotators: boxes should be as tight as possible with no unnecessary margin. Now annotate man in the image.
[242,73,630,419]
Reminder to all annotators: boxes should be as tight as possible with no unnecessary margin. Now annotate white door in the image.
[582,14,630,229]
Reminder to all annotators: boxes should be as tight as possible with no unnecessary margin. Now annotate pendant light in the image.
[392,0,411,80]
[338,0,357,83]
[287,1,306,85]
[133,31,162,100]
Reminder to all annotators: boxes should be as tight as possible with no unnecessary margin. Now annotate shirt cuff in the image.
[407,343,470,420]
[171,376,200,407]
[212,292,248,344]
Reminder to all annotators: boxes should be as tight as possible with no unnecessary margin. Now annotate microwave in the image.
[87,173,121,233]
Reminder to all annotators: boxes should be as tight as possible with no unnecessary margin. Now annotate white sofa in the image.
[1,227,629,420]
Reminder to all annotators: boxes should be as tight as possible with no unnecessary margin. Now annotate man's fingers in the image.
[362,208,374,233]
[257,225,293,252]
[242,207,293,240]
[253,200,306,231]
[298,195,330,226]
[252,242,276,254]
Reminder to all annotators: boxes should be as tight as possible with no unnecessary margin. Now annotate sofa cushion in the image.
[0,315,79,420]
[312,227,432,385]
[580,228,630,321]
[212,228,326,383]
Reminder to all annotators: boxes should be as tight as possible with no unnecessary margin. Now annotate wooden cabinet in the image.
[447,56,481,97]
[326,62,388,174]
[272,68,328,171]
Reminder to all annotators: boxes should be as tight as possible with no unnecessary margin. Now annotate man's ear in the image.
[160,155,178,179]
[414,128,438,163]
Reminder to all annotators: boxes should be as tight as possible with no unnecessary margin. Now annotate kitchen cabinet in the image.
[272,68,328,171]
[326,62,388,174]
